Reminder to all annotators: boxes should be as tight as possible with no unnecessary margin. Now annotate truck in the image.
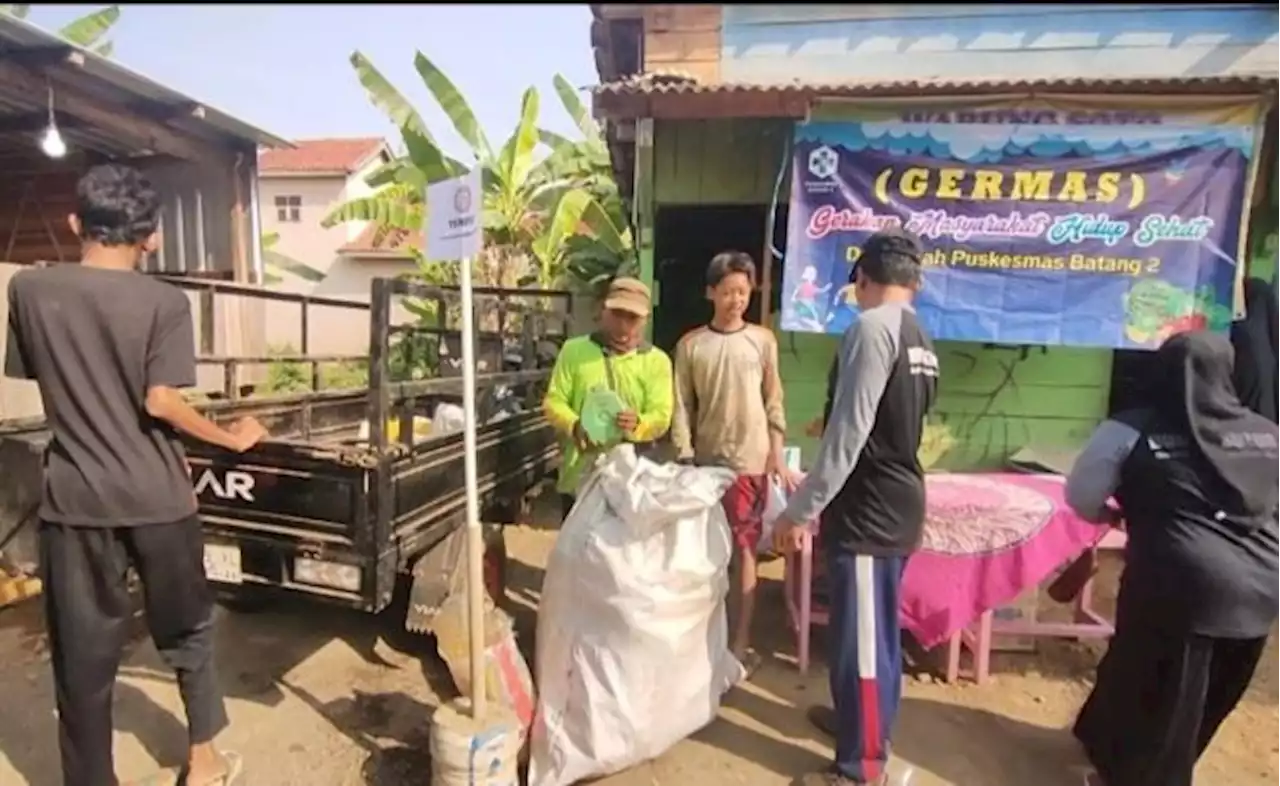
[0,274,572,619]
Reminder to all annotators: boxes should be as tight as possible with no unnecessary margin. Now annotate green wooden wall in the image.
[651,118,1115,469]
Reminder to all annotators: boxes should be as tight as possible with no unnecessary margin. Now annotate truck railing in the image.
[365,276,574,456]
[156,275,371,400]
[157,274,573,443]
[159,275,574,403]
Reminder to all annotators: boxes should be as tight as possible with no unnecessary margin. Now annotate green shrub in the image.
[263,344,369,394]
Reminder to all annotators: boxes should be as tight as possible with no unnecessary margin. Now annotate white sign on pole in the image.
[424,167,489,720]
[424,169,483,262]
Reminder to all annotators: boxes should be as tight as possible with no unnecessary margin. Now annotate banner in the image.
[781,99,1264,349]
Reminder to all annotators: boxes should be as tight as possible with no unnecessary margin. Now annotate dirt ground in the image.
[0,523,1275,786]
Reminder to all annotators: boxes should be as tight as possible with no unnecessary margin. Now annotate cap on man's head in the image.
[603,277,651,317]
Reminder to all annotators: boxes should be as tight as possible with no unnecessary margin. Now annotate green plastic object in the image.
[580,387,626,445]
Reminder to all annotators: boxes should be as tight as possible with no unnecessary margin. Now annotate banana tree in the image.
[0,4,120,56]
[538,73,635,286]
[322,50,607,288]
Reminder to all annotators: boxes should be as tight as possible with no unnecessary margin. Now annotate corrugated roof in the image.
[0,14,291,150]
[594,73,1280,99]
[259,138,388,175]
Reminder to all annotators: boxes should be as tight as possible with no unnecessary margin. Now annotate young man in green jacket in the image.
[543,277,674,517]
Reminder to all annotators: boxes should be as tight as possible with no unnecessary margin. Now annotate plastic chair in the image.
[783,524,826,676]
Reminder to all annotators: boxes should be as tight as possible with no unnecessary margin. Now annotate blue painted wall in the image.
[721,4,1279,83]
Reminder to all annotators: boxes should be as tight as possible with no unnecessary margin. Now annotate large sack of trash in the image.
[528,445,743,786]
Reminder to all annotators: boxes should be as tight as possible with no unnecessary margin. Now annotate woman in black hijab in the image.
[1230,276,1278,422]
[1064,330,1279,786]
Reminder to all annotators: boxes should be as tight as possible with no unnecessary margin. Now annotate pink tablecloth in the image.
[900,472,1106,649]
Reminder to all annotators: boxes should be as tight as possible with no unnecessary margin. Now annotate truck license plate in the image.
[203,544,243,584]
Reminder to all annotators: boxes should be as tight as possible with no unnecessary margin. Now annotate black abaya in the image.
[1074,584,1267,786]
[1069,332,1279,786]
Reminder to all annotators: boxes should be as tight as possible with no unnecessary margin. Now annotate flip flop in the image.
[179,751,244,786]
[806,704,836,738]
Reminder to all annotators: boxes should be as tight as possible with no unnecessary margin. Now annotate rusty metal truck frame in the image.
[1,274,572,614]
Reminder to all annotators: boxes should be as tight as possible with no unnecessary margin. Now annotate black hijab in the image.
[1230,277,1279,422]
[1149,331,1279,520]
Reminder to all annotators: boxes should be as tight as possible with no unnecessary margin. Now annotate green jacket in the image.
[542,334,674,494]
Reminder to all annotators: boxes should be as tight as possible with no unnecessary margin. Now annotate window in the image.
[274,195,301,223]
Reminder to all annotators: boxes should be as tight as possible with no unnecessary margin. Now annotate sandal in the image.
[738,649,764,680]
[179,751,244,786]
[806,704,836,738]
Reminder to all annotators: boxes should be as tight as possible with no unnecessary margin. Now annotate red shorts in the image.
[721,474,768,552]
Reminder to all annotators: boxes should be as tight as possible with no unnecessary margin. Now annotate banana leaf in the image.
[322,188,422,230]
[552,73,602,142]
[495,87,541,200]
[413,50,493,162]
[57,5,118,49]
[349,51,457,180]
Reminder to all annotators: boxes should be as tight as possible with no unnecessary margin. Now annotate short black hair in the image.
[707,250,756,288]
[75,163,160,247]
[857,228,924,287]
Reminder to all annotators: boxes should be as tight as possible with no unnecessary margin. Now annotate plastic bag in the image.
[528,445,743,786]
[432,402,466,435]
[430,590,536,731]
[759,479,789,555]
[579,387,625,445]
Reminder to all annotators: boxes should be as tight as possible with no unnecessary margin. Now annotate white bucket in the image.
[430,698,523,786]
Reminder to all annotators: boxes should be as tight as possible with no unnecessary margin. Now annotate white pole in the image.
[458,253,486,720]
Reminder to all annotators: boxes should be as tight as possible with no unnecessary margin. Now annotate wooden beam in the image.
[590,18,610,49]
[0,61,221,162]
[593,5,646,20]
[0,45,79,68]
[0,110,86,135]
[131,99,207,123]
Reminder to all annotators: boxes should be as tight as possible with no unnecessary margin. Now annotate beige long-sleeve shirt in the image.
[671,324,787,474]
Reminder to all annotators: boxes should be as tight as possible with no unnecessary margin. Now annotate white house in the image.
[257,138,422,353]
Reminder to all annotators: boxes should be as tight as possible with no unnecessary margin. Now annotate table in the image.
[944,528,1127,684]
[782,473,1126,681]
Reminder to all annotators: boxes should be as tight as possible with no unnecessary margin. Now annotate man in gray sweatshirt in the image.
[773,229,938,786]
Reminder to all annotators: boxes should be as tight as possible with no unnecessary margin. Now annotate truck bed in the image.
[189,371,559,609]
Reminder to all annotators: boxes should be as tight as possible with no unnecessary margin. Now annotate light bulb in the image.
[40,125,67,159]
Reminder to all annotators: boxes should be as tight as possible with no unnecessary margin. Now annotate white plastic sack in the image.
[528,445,744,786]
[432,402,466,434]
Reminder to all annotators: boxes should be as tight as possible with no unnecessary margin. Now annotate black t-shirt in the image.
[5,265,198,526]
[1112,409,1279,638]
[784,303,938,556]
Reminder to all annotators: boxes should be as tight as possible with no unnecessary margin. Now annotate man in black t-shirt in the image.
[5,164,266,786]
[773,230,937,786]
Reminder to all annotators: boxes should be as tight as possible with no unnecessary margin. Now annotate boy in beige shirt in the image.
[671,251,798,675]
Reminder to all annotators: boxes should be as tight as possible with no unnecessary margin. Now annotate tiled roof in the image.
[259,137,388,175]
[338,224,421,258]
[593,73,1280,99]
